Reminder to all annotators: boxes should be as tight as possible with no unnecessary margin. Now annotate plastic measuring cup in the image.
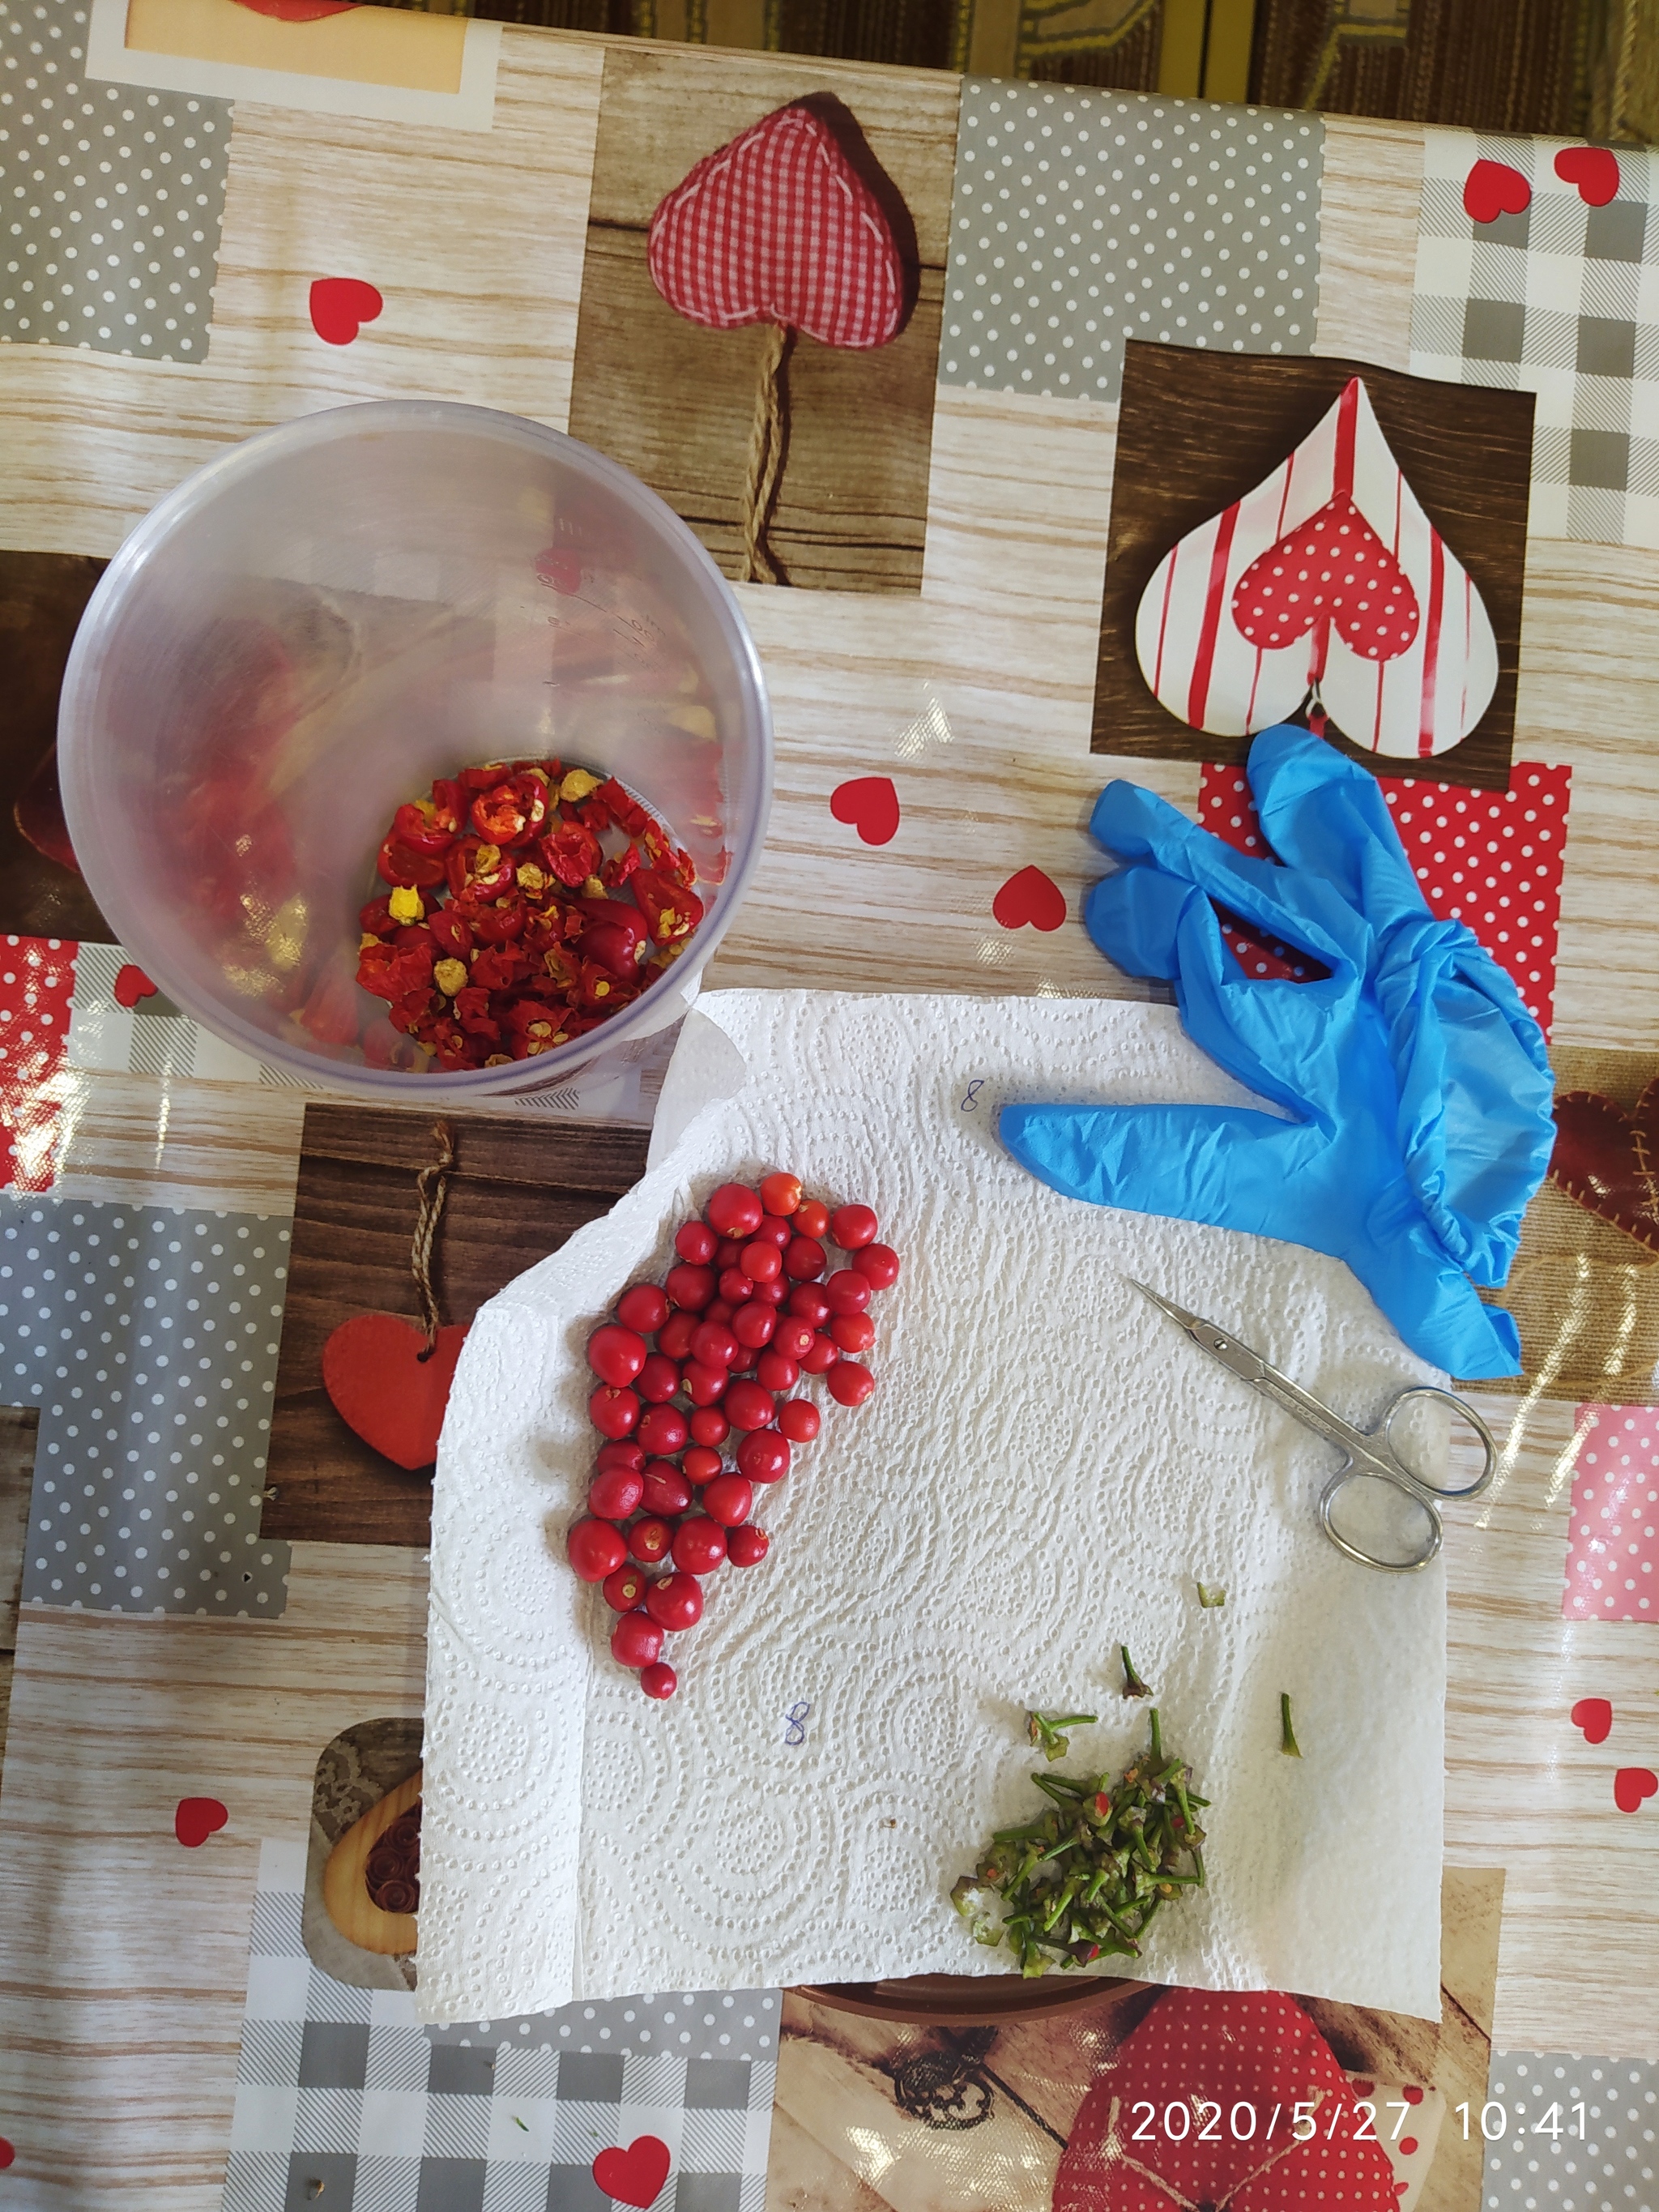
[58,399,772,1095]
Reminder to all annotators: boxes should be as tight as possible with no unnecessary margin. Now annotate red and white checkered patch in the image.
[647,101,905,349]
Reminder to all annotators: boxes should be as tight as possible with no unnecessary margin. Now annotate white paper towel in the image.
[419,992,1445,2024]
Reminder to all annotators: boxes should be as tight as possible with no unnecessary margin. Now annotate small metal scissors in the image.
[1129,1281,1499,1573]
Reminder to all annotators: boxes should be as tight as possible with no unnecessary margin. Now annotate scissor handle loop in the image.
[1316,1467,1443,1573]
[1378,1385,1499,1501]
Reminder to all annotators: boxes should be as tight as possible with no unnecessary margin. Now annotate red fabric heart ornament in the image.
[1054,1988,1400,2212]
[322,1313,469,1471]
[1548,1083,1659,1253]
[1232,491,1421,664]
[592,2135,671,2207]
[648,102,905,348]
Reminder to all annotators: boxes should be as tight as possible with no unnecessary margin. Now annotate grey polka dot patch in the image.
[0,1,230,361]
[427,1989,780,2065]
[941,78,1323,404]
[1482,2050,1658,2210]
[2,1195,294,1617]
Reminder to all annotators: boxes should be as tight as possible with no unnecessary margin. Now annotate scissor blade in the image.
[1128,1279,1279,1389]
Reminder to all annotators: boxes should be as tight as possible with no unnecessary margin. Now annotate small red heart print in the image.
[1555,145,1620,207]
[322,1313,469,1471]
[175,1797,229,1847]
[535,548,582,594]
[1354,2079,1376,2097]
[1463,159,1531,223]
[1401,2084,1423,2105]
[592,2135,671,2208]
[309,276,384,346]
[1572,1696,1614,1744]
[993,865,1065,933]
[830,776,900,847]
[113,963,157,1010]
[1614,1766,1657,1813]
[0,2137,14,2168]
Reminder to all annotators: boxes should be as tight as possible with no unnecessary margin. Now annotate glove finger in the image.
[1247,724,1430,930]
[1085,867,1351,1119]
[1091,771,1362,974]
[999,1100,1325,1235]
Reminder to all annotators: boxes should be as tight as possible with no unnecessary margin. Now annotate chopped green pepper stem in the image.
[1280,1692,1303,1758]
[1120,1646,1152,1698]
[1196,1581,1227,1608]
[952,1710,1205,1976]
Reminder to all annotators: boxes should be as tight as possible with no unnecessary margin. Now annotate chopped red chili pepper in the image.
[427,907,475,958]
[640,823,697,888]
[350,756,706,1070]
[541,821,603,889]
[468,772,548,849]
[377,836,449,890]
[429,778,467,835]
[450,983,500,1038]
[470,942,532,992]
[470,893,527,945]
[599,776,650,835]
[444,836,515,903]
[632,868,705,946]
[391,801,455,859]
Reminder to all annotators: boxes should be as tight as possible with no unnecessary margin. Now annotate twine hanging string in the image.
[740,319,796,586]
[411,1120,457,1356]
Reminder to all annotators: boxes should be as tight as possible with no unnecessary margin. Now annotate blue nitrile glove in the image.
[1000,727,1555,1378]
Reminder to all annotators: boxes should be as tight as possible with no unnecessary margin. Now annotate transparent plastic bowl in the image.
[58,400,772,1095]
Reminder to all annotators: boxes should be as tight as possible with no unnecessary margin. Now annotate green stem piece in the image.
[1196,1581,1226,1608]
[1280,1691,1303,1757]
[1120,1646,1151,1698]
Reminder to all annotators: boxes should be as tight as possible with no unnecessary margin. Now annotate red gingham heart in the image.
[648,102,905,348]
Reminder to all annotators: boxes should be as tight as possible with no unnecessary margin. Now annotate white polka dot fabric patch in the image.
[2,1195,293,1616]
[1563,1406,1659,1623]
[1482,2051,1658,2210]
[0,0,230,361]
[941,79,1322,404]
